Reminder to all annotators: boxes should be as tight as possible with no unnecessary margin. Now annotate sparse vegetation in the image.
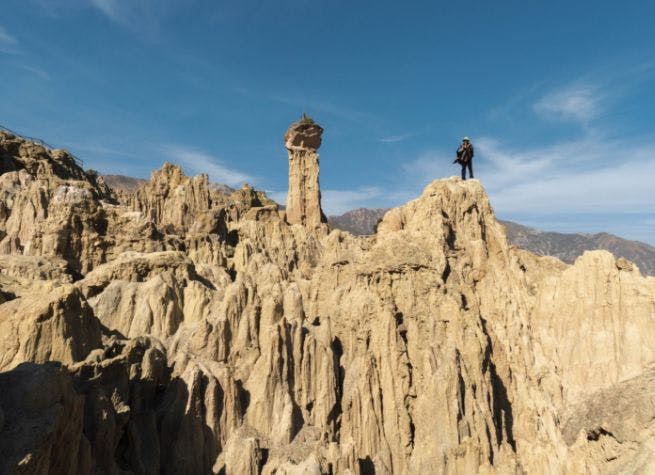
[299,112,315,124]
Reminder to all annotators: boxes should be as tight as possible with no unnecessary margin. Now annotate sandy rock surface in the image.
[1,129,654,474]
[284,119,327,227]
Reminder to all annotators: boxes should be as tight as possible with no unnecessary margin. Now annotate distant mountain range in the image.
[103,174,147,192]
[328,207,388,235]
[328,208,655,276]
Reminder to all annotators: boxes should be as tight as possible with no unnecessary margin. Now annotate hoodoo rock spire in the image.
[284,115,327,227]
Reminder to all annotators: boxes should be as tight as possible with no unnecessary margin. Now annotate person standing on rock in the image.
[455,137,474,180]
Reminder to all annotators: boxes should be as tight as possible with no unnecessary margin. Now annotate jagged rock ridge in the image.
[501,220,655,276]
[1,128,655,474]
[329,208,655,276]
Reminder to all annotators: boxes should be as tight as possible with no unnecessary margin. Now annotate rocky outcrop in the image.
[1,130,655,474]
[284,118,327,227]
[329,209,655,277]
[127,163,213,234]
[78,251,218,340]
[0,131,113,274]
[0,284,102,371]
[501,220,655,276]
[0,362,89,474]
[562,366,655,474]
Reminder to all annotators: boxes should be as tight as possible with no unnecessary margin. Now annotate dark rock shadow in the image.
[480,317,516,452]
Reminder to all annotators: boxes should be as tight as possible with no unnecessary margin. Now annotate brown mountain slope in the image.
[500,220,655,276]
[329,209,655,276]
[327,207,388,235]
[102,174,147,192]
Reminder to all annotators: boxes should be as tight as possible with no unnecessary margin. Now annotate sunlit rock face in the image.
[284,118,327,228]
[1,128,655,474]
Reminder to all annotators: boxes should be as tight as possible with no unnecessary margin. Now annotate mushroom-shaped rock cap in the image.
[284,119,323,151]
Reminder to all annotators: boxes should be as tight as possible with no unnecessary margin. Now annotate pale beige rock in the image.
[127,162,212,234]
[2,131,655,474]
[529,250,655,405]
[0,284,102,371]
[284,119,327,227]
[225,435,263,475]
[77,251,219,340]
[563,367,655,474]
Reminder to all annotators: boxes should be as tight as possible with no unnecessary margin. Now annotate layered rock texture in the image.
[284,118,327,227]
[1,128,655,474]
[501,220,655,276]
[330,209,655,277]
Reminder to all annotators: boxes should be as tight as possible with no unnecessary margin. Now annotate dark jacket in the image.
[456,143,474,163]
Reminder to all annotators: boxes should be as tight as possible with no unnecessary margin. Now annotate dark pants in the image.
[461,160,473,180]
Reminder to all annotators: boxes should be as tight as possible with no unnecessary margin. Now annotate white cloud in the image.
[161,145,253,188]
[89,0,122,21]
[87,0,168,35]
[487,157,655,215]
[378,132,414,143]
[533,84,603,123]
[394,132,655,243]
[474,135,655,216]
[18,65,51,81]
[70,142,144,160]
[0,26,18,54]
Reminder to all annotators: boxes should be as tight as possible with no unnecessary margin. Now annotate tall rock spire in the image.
[284,115,327,227]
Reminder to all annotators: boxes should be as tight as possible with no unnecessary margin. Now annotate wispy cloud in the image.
[89,0,122,22]
[483,141,655,215]
[235,87,376,125]
[445,131,655,222]
[161,145,253,187]
[70,142,145,160]
[273,93,377,124]
[378,132,415,143]
[382,121,655,244]
[18,65,51,81]
[533,83,604,123]
[494,62,655,127]
[0,26,19,54]
[87,0,172,37]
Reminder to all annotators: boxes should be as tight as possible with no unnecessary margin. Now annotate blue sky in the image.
[1,1,654,244]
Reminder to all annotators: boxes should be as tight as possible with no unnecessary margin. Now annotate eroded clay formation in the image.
[0,122,654,474]
[284,117,327,227]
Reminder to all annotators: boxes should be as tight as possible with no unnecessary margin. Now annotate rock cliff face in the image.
[284,118,327,227]
[501,220,655,276]
[329,209,655,277]
[1,128,655,474]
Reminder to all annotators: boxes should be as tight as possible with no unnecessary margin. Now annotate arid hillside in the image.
[102,174,148,192]
[1,128,655,474]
